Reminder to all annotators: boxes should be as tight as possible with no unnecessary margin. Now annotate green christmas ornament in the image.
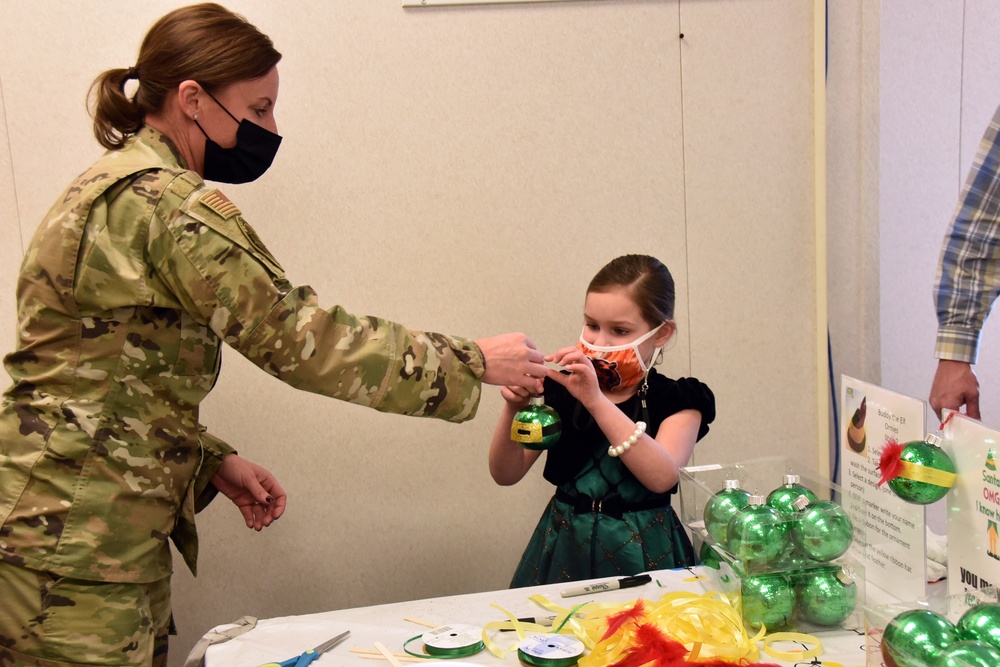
[766,474,819,516]
[786,560,839,588]
[510,396,561,450]
[957,603,1000,651]
[703,479,751,545]
[881,609,958,667]
[740,573,796,631]
[726,495,789,569]
[699,540,722,571]
[878,434,957,505]
[795,567,856,626]
[936,641,1000,667]
[790,497,854,562]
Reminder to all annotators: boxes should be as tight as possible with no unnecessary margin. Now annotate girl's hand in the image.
[500,384,535,407]
[546,347,603,407]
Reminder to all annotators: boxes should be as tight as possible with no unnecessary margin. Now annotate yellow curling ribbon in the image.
[489,589,810,667]
[761,631,824,661]
[482,605,549,659]
[898,461,957,487]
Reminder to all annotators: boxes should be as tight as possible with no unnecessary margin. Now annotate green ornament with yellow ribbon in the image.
[877,434,957,505]
[510,395,562,450]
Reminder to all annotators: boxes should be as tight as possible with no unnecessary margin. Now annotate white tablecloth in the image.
[203,567,868,666]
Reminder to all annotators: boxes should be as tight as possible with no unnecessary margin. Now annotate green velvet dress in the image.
[510,370,715,587]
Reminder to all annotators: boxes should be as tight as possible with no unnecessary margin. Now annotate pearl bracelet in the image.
[608,421,647,457]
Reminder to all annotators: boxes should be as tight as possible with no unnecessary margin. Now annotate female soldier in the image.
[0,4,545,665]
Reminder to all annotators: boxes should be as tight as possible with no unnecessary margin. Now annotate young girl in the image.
[489,254,715,586]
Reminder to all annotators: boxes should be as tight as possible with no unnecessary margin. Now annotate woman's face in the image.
[197,66,279,148]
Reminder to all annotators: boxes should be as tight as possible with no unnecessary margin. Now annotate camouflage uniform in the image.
[0,126,485,665]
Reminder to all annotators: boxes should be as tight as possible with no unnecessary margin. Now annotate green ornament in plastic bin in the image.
[881,609,958,667]
[703,479,751,545]
[790,495,854,562]
[785,559,839,588]
[510,396,561,450]
[957,602,1000,651]
[726,495,789,569]
[740,572,795,631]
[936,641,1000,667]
[877,434,957,505]
[766,473,819,516]
[699,540,722,571]
[795,567,856,626]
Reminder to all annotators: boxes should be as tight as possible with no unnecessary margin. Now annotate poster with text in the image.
[841,376,927,599]
[943,412,1000,596]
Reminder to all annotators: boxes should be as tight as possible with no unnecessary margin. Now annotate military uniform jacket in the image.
[0,127,485,583]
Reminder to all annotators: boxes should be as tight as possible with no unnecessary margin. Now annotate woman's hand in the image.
[211,454,287,531]
[500,383,535,408]
[476,333,546,394]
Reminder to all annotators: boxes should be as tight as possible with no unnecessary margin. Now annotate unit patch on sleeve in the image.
[237,217,283,274]
[199,189,241,219]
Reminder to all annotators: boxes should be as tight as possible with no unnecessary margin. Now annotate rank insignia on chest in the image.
[199,189,240,219]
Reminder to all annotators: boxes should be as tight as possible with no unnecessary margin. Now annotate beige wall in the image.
[0,74,18,357]
[0,2,821,664]
[827,0,882,397]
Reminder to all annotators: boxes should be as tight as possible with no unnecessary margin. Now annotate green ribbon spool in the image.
[517,648,580,667]
[403,624,486,660]
[517,634,584,667]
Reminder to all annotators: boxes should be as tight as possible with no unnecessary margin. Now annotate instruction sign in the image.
[840,376,927,600]
[943,412,1000,596]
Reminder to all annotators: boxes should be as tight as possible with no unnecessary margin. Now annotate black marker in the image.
[560,574,652,598]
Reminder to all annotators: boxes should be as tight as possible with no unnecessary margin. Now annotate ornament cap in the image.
[783,473,801,485]
[791,494,812,512]
[925,433,942,447]
[723,479,741,490]
[748,494,766,506]
[528,395,544,406]
[837,566,856,585]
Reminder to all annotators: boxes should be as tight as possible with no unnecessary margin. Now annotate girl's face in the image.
[581,287,674,358]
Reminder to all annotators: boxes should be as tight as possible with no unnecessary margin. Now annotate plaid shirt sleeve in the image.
[934,103,1000,364]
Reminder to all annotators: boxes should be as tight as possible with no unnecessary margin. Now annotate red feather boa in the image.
[608,623,782,667]
[601,600,647,642]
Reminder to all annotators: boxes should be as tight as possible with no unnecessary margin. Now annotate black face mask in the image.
[194,88,282,184]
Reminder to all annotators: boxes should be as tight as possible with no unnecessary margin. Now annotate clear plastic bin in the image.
[680,456,866,633]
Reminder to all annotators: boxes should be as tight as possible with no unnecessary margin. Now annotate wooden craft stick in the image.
[356,654,420,662]
[350,647,416,660]
[402,615,438,628]
[373,641,406,667]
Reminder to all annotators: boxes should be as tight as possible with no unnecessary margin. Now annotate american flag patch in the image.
[199,189,241,219]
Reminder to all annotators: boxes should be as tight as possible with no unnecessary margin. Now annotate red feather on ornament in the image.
[878,438,906,486]
[600,599,648,642]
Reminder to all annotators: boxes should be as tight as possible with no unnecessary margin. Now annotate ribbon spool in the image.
[517,633,585,667]
[404,624,485,659]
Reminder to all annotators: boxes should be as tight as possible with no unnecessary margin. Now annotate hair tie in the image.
[125,66,138,80]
